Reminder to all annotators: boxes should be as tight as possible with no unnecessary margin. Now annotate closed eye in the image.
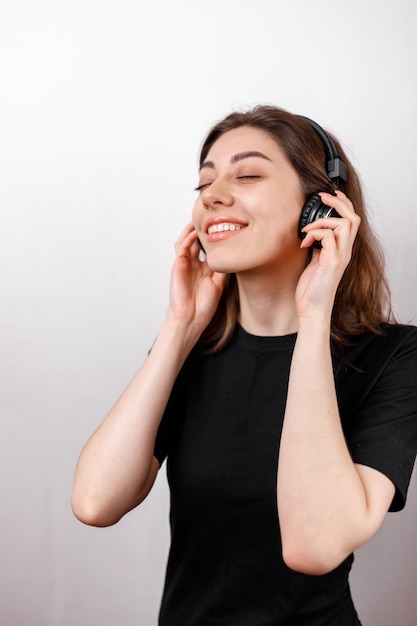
[194,182,212,192]
[194,175,261,192]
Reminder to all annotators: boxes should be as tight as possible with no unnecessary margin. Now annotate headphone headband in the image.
[298,115,348,186]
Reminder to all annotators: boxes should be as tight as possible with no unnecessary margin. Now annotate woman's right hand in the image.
[167,222,227,333]
[72,222,226,528]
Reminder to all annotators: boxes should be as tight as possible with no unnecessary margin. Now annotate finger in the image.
[303,192,360,245]
[300,227,338,251]
[175,223,199,257]
[175,221,195,246]
[301,214,351,241]
[302,217,345,232]
[319,191,358,220]
[211,271,227,291]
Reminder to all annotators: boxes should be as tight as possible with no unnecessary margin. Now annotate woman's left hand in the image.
[295,190,361,322]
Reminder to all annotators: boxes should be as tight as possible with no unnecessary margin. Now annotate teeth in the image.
[208,223,242,235]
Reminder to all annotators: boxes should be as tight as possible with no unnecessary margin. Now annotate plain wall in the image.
[1,1,416,624]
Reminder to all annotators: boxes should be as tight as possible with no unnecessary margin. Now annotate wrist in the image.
[161,314,202,351]
[297,314,332,341]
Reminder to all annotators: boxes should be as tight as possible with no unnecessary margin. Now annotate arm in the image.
[71,223,226,527]
[277,192,395,575]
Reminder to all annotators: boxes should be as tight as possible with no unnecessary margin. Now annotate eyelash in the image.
[194,183,210,192]
[194,175,260,192]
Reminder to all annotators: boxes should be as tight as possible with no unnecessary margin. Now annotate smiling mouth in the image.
[207,222,243,235]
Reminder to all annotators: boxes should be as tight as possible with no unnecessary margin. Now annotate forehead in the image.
[205,126,285,163]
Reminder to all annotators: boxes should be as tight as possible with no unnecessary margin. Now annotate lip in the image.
[203,215,248,234]
[202,215,248,244]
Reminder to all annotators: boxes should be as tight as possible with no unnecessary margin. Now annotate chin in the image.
[206,260,236,274]
[204,251,244,274]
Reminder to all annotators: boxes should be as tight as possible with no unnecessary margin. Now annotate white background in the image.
[1,1,416,624]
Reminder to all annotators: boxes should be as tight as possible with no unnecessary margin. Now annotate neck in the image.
[236,257,307,337]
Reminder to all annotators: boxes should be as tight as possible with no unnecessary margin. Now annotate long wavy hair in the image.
[197,105,394,354]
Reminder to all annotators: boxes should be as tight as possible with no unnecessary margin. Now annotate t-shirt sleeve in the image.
[340,326,417,511]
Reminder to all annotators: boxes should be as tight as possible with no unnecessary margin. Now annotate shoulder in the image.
[356,322,417,348]
[334,323,417,410]
[360,323,417,370]
[375,322,417,347]
[337,323,417,371]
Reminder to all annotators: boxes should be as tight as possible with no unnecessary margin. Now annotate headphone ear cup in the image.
[298,193,325,240]
[298,193,339,243]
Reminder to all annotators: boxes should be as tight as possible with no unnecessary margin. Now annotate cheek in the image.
[280,195,305,231]
[191,200,201,229]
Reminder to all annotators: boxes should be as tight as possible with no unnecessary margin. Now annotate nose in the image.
[200,177,234,209]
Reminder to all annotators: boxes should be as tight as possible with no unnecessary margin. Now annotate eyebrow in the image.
[200,150,272,171]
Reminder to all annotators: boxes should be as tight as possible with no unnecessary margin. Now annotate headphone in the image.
[297,116,348,243]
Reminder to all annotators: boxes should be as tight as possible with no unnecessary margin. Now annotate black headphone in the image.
[297,116,348,243]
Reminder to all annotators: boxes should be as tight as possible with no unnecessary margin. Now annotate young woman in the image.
[72,105,417,625]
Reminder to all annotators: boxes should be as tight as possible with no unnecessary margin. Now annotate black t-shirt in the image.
[154,323,417,625]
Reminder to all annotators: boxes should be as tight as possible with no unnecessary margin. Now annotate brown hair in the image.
[197,105,394,353]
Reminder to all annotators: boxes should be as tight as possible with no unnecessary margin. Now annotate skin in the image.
[72,126,395,575]
[192,127,307,336]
